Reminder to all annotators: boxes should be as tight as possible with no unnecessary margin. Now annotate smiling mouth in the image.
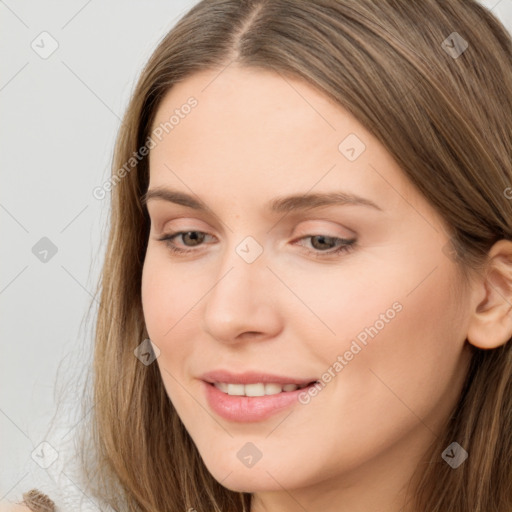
[210,381,319,397]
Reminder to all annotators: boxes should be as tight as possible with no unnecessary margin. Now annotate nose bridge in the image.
[201,238,281,342]
[212,233,268,299]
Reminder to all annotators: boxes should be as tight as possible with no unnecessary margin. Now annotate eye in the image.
[294,234,356,258]
[156,231,356,259]
[157,231,215,254]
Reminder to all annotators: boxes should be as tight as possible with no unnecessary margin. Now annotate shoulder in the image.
[0,489,57,512]
[0,503,33,512]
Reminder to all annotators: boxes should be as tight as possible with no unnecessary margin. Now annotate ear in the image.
[467,239,512,349]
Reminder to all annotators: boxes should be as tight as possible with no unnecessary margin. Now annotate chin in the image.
[212,472,285,493]
[201,454,294,493]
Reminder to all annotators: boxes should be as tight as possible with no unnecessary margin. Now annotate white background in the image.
[1,0,511,504]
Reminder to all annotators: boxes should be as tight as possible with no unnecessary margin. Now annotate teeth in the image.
[264,383,283,395]
[214,382,308,396]
[227,383,245,396]
[215,382,229,393]
[245,383,265,396]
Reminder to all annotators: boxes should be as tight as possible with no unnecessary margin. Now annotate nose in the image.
[201,248,283,344]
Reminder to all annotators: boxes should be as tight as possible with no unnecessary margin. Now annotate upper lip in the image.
[200,369,318,386]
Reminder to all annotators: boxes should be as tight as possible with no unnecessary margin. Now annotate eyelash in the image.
[156,231,356,259]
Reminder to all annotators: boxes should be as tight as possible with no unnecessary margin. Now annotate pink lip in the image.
[202,381,318,422]
[199,370,319,422]
[199,369,317,386]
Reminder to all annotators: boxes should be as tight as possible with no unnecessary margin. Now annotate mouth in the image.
[202,378,320,422]
[199,370,320,421]
[209,381,319,397]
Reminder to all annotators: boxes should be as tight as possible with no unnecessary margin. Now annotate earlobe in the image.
[466,239,512,350]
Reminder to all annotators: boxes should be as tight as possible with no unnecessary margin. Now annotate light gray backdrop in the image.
[1,0,511,504]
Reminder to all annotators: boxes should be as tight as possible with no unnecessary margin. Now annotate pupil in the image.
[312,235,334,250]
[184,231,203,246]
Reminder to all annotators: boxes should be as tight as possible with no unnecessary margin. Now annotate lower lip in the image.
[202,381,316,422]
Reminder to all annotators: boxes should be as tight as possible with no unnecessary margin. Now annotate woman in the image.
[9,0,512,510]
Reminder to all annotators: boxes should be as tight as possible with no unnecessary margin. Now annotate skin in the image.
[0,505,31,511]
[141,65,509,512]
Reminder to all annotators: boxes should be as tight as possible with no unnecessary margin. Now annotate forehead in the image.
[148,66,416,214]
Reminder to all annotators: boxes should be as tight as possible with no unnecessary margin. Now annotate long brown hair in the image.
[27,1,512,511]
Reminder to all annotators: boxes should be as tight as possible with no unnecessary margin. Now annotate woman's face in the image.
[141,66,474,506]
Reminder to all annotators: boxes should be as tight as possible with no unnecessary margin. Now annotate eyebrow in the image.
[141,187,382,213]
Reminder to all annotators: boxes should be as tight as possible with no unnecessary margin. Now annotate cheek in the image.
[141,256,191,411]
[141,251,209,389]
[141,250,200,337]
[141,254,169,339]
[251,265,468,484]
[318,262,468,439]
[289,250,467,425]
[272,258,406,367]
[141,253,186,361]
[300,245,464,379]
